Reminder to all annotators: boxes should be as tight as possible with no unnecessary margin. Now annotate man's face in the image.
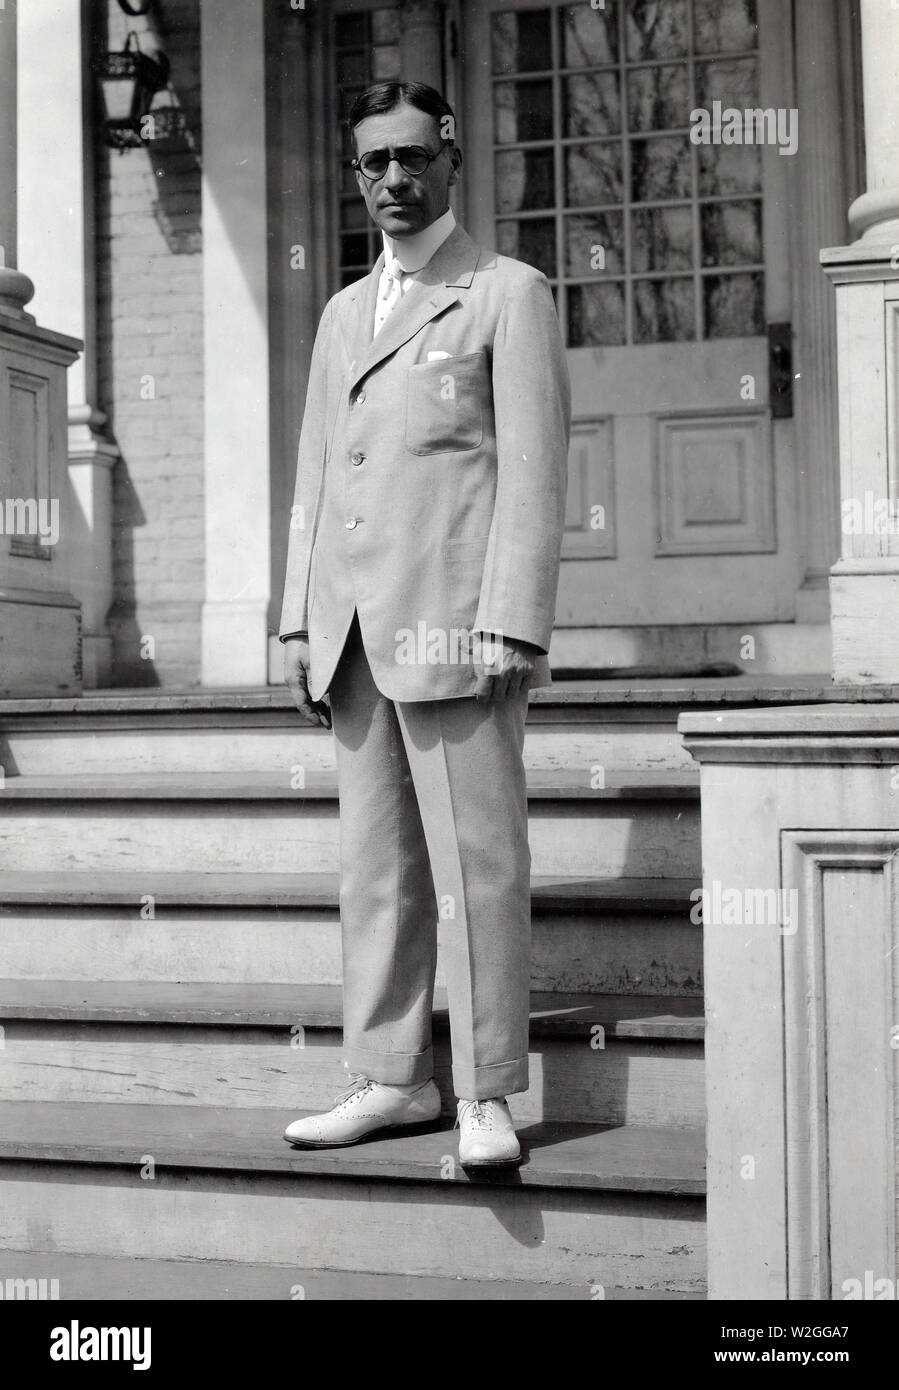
[352,102,462,239]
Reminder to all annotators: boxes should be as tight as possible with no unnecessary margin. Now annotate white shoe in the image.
[283,1074,441,1148]
[456,1097,522,1167]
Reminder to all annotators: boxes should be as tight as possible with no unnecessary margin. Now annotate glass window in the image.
[333,8,402,284]
[489,0,765,343]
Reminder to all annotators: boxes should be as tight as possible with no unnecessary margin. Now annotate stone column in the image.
[200,0,271,686]
[18,0,119,688]
[0,0,83,696]
[399,0,443,89]
[822,0,899,681]
[849,0,899,246]
[791,0,848,620]
[0,0,34,315]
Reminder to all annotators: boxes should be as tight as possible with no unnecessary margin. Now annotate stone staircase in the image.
[0,680,743,1299]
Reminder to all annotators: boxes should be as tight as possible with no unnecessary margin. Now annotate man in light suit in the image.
[281,80,570,1166]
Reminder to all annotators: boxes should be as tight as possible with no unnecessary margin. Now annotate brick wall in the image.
[95,0,204,687]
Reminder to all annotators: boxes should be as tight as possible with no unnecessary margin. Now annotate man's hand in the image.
[283,636,332,728]
[473,633,540,702]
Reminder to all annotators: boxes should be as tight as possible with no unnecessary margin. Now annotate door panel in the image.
[462,0,797,627]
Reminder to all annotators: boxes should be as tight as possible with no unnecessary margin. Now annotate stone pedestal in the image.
[0,313,83,695]
[0,0,85,695]
[680,704,899,1301]
[822,243,899,682]
[822,0,899,682]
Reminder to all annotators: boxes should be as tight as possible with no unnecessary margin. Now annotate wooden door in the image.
[462,0,797,629]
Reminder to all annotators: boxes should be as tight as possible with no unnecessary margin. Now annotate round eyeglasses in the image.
[351,144,450,181]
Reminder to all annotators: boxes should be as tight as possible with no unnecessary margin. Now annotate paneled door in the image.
[462,0,797,629]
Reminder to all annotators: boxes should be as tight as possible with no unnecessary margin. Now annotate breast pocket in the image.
[405,350,486,456]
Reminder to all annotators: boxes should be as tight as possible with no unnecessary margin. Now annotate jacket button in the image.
[356,391,366,405]
[346,517,358,529]
[351,452,364,466]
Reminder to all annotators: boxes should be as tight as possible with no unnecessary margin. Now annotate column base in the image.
[68,413,119,690]
[201,599,270,687]
[830,561,899,683]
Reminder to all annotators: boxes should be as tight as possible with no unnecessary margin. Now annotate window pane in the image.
[339,86,365,127]
[631,205,693,272]
[694,0,758,54]
[703,272,764,337]
[695,56,759,108]
[627,63,691,133]
[372,9,399,44]
[626,0,689,60]
[560,1,619,67]
[634,277,695,342]
[630,136,692,202]
[565,142,624,207]
[492,9,553,74]
[700,199,762,267]
[496,148,556,213]
[497,218,557,277]
[337,50,369,86]
[372,45,401,80]
[340,197,370,230]
[569,282,627,346]
[698,141,762,196]
[565,212,625,276]
[563,72,621,138]
[335,14,369,47]
[340,232,371,265]
[494,80,554,143]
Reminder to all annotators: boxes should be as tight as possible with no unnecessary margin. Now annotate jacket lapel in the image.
[345,224,482,395]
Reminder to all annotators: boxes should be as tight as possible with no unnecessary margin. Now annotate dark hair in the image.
[347,81,456,142]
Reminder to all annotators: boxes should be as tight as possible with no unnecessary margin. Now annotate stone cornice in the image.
[680,702,899,763]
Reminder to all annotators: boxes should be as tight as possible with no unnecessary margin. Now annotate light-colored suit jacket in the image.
[279,224,571,702]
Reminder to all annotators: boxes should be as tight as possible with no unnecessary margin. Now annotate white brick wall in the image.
[96,0,204,688]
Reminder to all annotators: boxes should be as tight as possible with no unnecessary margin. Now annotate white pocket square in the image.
[427,350,452,361]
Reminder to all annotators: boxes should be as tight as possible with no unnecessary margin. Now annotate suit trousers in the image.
[328,612,532,1099]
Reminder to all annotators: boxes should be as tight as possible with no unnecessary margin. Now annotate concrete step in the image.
[0,871,703,996]
[0,682,759,777]
[0,712,696,777]
[0,770,701,878]
[0,982,705,1127]
[0,1100,706,1291]
[0,675,869,774]
[0,1249,706,1299]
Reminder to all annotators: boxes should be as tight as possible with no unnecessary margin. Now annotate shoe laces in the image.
[333,1073,375,1110]
[456,1099,499,1132]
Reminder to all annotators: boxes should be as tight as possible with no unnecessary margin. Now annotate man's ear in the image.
[448,145,463,186]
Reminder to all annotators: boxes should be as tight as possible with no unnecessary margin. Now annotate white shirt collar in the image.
[382,207,456,276]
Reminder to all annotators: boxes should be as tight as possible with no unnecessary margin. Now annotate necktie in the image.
[373,258,405,337]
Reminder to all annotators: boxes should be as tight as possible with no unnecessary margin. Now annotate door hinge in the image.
[768,322,793,419]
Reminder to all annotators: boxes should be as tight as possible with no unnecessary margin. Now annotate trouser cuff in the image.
[452,1055,529,1100]
[342,1042,435,1086]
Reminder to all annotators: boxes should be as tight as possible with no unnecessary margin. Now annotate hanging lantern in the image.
[94,31,170,150]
